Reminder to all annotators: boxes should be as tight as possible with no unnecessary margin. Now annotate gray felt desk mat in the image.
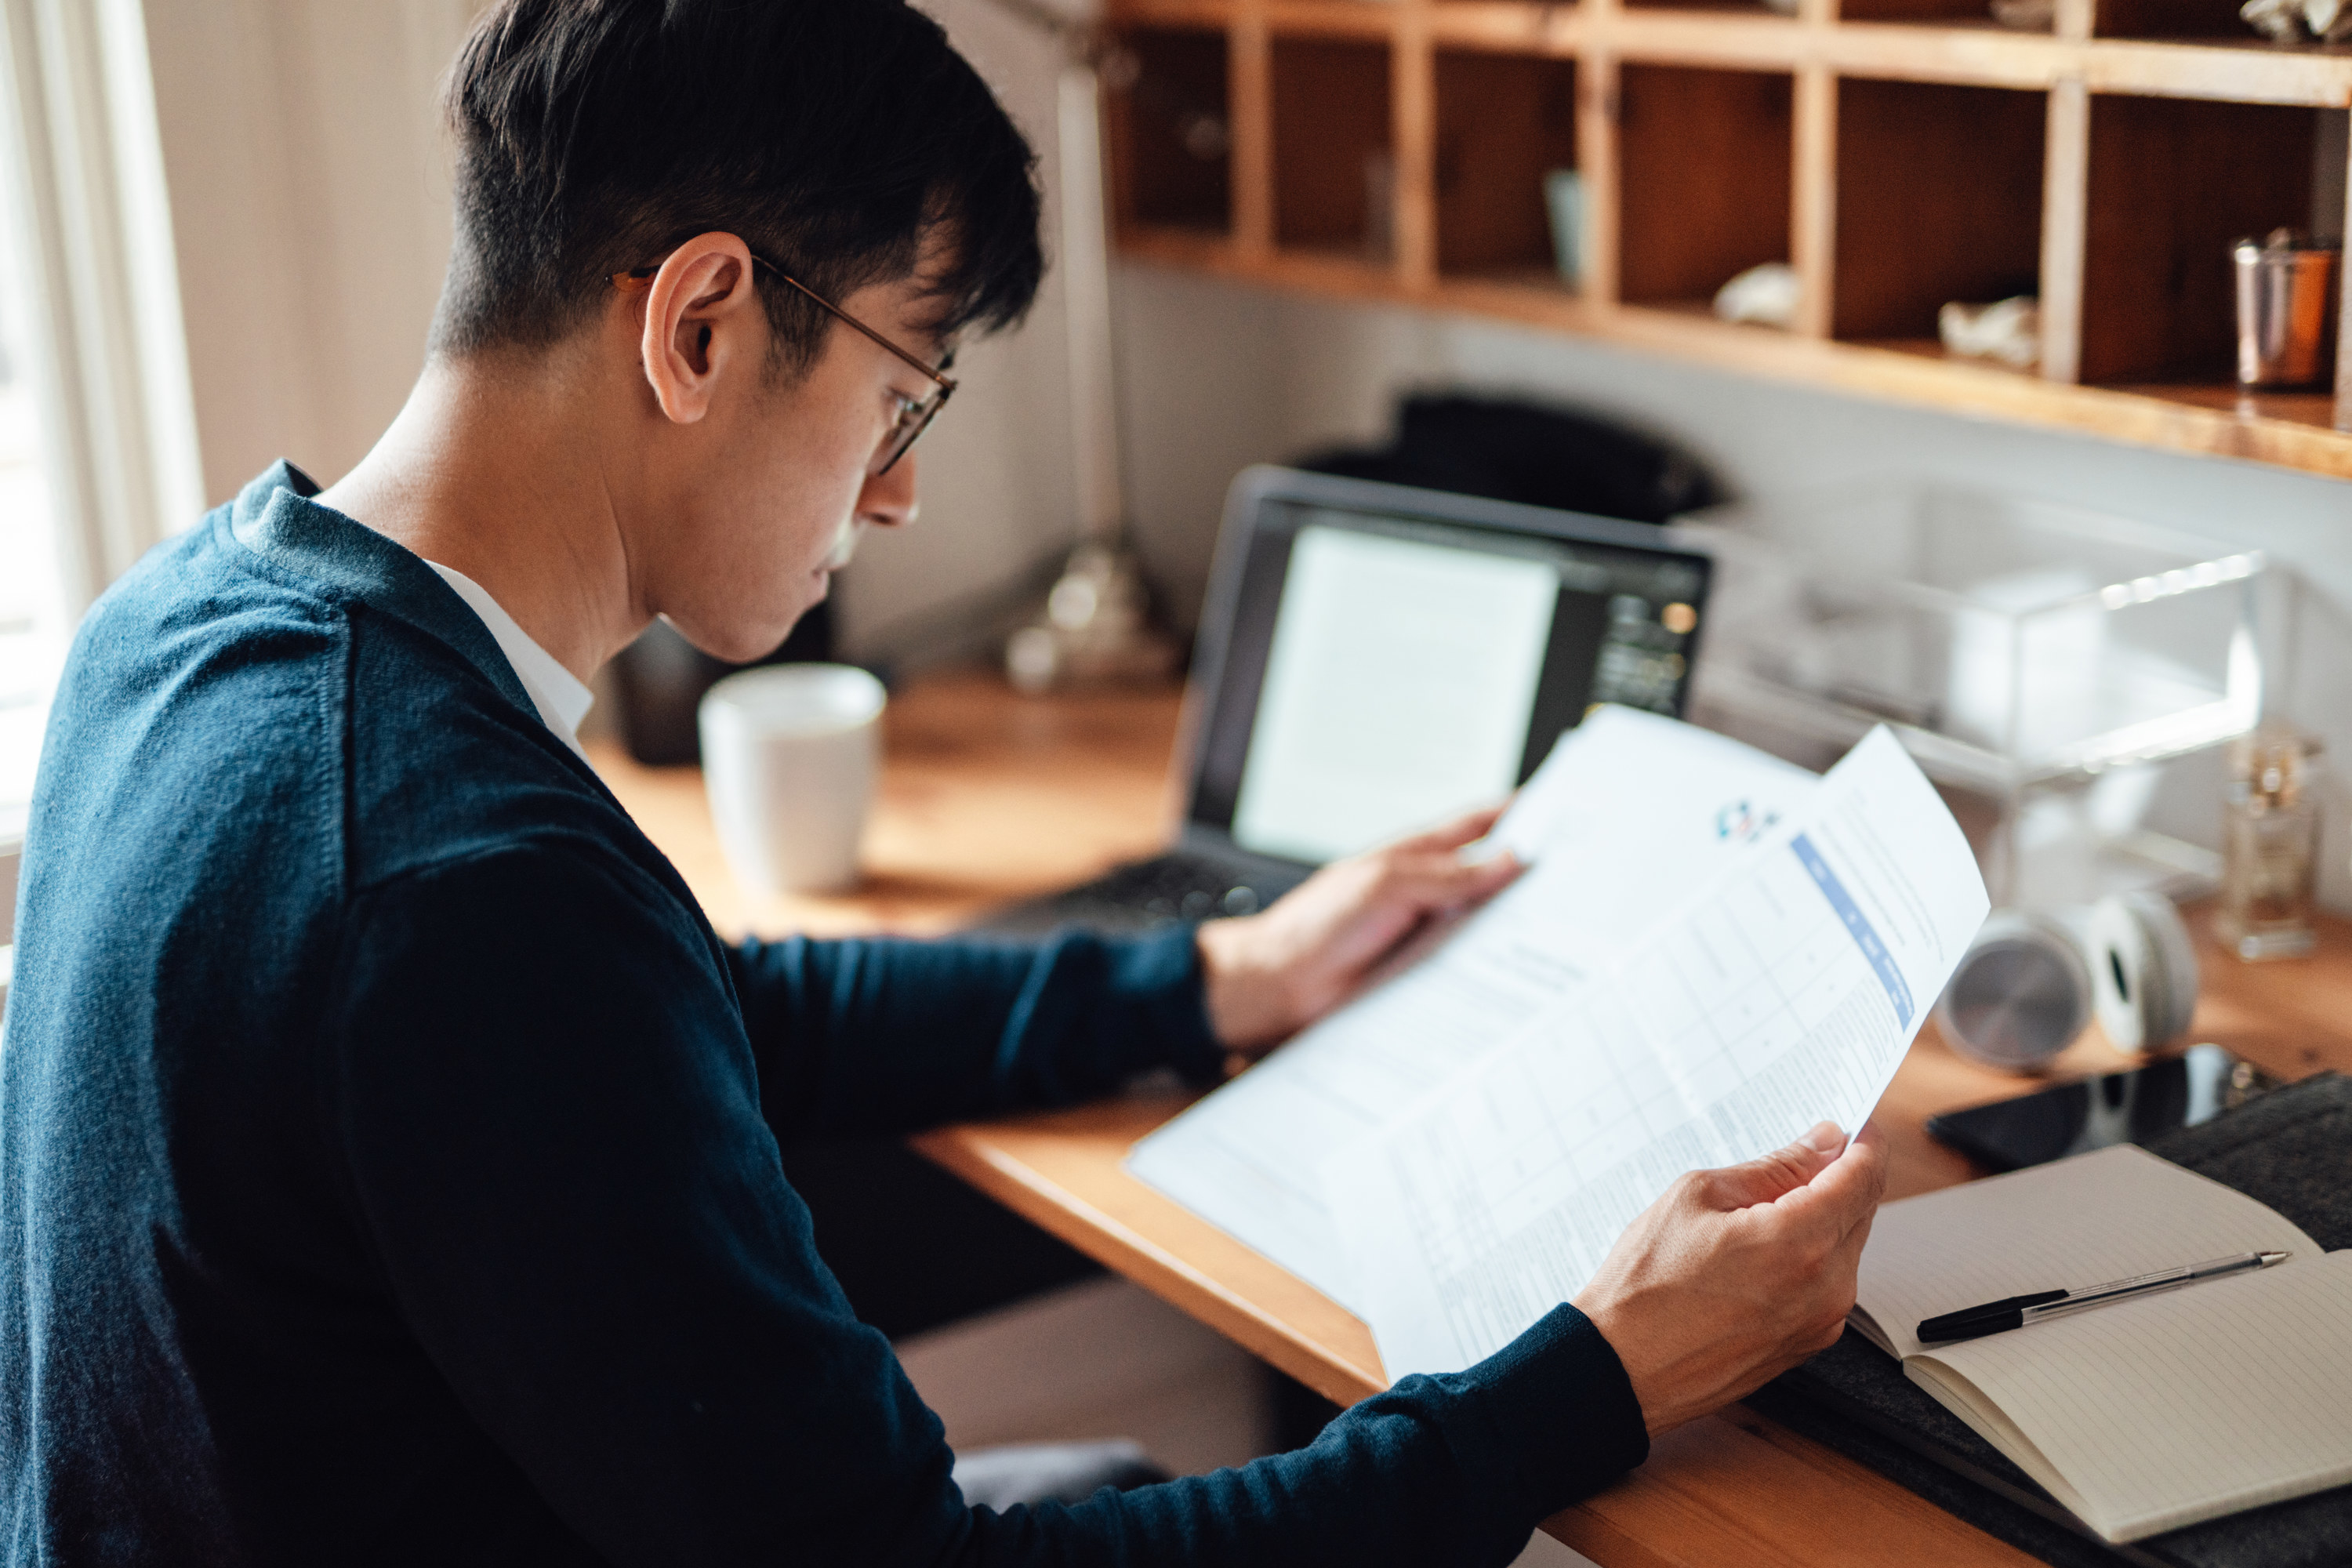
[1753,1071,2352,1568]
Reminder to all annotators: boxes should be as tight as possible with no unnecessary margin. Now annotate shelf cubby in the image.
[2092,0,2269,39]
[1619,65,1794,318]
[1270,34,1396,260]
[1433,49,1580,289]
[1837,0,2023,24]
[2080,95,2330,387]
[1108,27,1233,235]
[1833,79,2045,357]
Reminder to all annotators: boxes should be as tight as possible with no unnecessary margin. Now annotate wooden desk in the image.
[595,668,2352,1568]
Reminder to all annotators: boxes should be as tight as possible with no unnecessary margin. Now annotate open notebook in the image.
[1850,1144,2352,1544]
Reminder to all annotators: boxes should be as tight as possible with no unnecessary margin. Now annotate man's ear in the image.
[637,232,764,426]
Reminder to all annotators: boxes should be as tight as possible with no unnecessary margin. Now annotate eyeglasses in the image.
[615,249,956,476]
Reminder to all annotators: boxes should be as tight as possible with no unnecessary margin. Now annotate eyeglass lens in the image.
[875,390,947,477]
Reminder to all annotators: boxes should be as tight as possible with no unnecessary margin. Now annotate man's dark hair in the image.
[432,0,1044,374]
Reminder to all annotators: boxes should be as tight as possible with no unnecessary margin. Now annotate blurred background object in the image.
[1712,262,1801,329]
[1938,296,2042,369]
[2233,230,2339,388]
[2216,721,2325,958]
[984,0,1180,696]
[1932,894,2198,1073]
[2241,0,2352,43]
[1934,909,2094,1072]
[1989,0,2056,28]
[1294,392,1719,525]
[2089,889,2201,1051]
[1543,169,1586,290]
[1676,479,2265,910]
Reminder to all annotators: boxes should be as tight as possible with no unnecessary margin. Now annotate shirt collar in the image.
[419,562,594,755]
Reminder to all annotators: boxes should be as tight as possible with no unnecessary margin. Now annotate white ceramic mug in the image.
[698,664,887,895]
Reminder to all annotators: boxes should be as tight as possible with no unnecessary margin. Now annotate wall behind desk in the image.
[140,0,474,501]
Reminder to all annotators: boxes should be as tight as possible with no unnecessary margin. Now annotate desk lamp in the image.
[978,0,1181,693]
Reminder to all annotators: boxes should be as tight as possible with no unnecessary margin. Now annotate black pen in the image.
[1916,1250,2292,1344]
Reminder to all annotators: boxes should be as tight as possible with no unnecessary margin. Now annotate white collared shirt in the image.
[421,561,595,758]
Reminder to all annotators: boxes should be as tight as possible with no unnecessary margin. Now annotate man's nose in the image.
[857,450,918,529]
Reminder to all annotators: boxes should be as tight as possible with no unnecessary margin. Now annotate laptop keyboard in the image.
[968,852,1309,937]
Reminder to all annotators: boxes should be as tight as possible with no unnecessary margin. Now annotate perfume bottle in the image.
[2215,724,2322,960]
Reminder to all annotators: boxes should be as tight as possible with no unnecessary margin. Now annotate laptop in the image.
[976,465,1714,935]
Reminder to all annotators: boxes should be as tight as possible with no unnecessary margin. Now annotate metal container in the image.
[2232,231,2339,388]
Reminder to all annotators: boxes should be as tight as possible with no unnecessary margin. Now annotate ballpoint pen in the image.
[1917,1250,2292,1344]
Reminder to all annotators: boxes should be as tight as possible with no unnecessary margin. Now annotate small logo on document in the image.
[1715,800,1780,844]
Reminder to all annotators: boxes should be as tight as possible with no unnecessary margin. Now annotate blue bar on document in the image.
[1790,832,1914,1029]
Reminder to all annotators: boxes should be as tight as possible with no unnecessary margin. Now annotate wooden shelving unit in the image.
[1102,0,2352,479]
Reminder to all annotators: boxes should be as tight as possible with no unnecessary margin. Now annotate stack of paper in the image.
[1128,707,1990,1377]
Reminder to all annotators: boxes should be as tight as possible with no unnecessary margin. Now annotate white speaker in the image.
[1933,894,2199,1072]
[2089,890,2201,1055]
[1933,909,2094,1072]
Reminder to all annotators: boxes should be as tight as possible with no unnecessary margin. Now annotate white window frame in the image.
[0,0,201,615]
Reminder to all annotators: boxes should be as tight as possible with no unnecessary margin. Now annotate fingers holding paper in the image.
[1573,1122,1890,1438]
[1196,805,1523,1058]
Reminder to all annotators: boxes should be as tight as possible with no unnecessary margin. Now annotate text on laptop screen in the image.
[1219,508,1704,865]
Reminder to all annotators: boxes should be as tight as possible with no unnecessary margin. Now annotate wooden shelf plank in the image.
[2108,380,2340,427]
[1428,0,1583,53]
[2082,36,2352,103]
[1262,0,1402,38]
[1111,0,1240,26]
[1121,0,2352,106]
[1436,268,1602,325]
[1824,20,2067,88]
[1610,9,1813,67]
[1120,224,2352,475]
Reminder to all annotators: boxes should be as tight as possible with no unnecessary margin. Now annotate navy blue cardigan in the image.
[0,464,1646,1566]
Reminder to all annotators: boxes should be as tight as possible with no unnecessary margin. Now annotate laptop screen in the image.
[1189,481,1709,866]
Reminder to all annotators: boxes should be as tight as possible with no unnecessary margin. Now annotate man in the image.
[0,2,1886,1563]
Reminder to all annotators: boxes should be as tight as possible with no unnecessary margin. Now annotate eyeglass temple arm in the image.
[761,268,956,390]
[616,257,955,389]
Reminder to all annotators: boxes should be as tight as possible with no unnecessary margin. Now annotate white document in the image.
[1329,728,1989,1377]
[1127,708,1820,1310]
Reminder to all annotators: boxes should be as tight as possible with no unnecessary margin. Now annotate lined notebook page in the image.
[1852,1145,2318,1360]
[1918,1250,2352,1542]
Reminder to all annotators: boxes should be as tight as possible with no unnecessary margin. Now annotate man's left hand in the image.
[1194,807,1523,1058]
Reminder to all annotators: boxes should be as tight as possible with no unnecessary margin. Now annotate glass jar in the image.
[2215,724,2322,960]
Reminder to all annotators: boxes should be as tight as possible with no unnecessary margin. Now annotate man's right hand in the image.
[1572,1121,1889,1438]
